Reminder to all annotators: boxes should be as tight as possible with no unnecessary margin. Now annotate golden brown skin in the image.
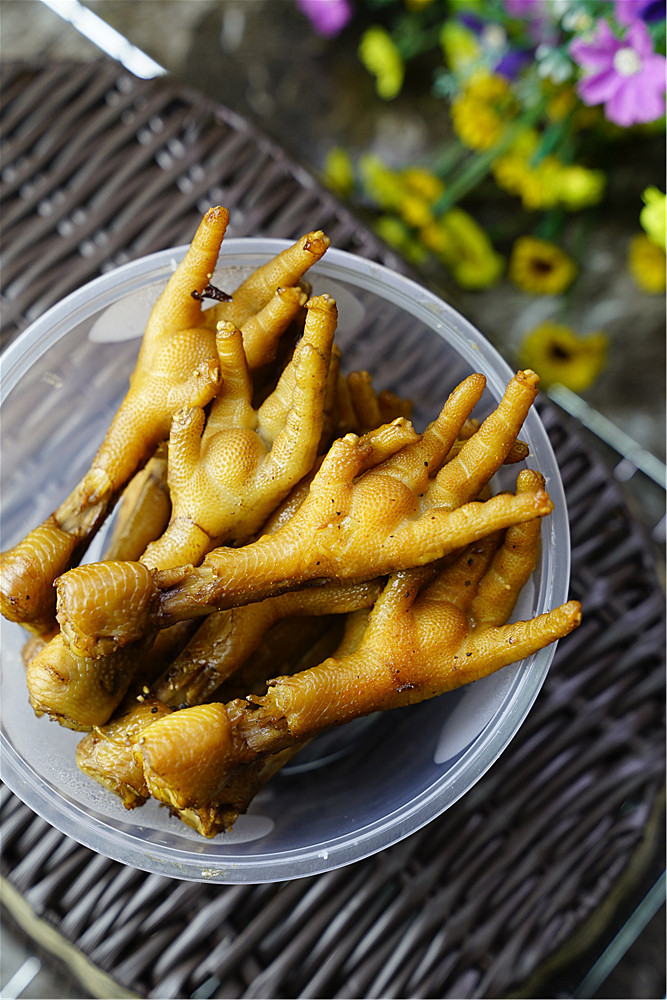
[0,206,230,636]
[206,231,330,329]
[154,579,383,708]
[26,294,336,727]
[103,444,171,563]
[75,581,379,806]
[26,632,155,730]
[135,504,581,822]
[73,392,414,792]
[55,370,547,655]
[71,404,412,793]
[141,296,337,570]
[75,696,173,807]
[237,284,308,372]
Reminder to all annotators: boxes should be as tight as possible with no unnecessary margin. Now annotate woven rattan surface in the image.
[1,60,665,999]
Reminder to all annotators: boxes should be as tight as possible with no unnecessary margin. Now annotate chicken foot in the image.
[0,206,230,636]
[141,294,337,569]
[75,579,382,808]
[55,370,548,656]
[135,488,581,823]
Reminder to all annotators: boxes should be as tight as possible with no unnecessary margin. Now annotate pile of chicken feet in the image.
[1,206,581,837]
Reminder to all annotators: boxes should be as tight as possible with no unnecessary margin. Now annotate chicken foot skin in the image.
[75,580,381,807]
[26,296,336,727]
[55,371,547,655]
[206,231,330,329]
[0,218,332,637]
[72,420,420,789]
[141,294,337,569]
[136,494,580,821]
[0,206,230,636]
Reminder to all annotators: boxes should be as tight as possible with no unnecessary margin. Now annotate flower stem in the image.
[432,99,548,217]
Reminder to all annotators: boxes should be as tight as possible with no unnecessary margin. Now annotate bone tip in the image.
[303,231,330,255]
[216,320,239,337]
[306,293,337,311]
[517,369,540,389]
[204,205,230,227]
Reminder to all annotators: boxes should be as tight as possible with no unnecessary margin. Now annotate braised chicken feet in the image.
[135,487,580,826]
[55,371,550,657]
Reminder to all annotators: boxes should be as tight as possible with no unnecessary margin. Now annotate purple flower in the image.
[570,18,667,126]
[495,48,534,79]
[295,0,353,38]
[614,0,666,26]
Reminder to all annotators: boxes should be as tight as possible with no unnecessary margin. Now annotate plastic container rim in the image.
[0,239,571,882]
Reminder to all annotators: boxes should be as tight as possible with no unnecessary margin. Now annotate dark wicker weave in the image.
[1,60,664,999]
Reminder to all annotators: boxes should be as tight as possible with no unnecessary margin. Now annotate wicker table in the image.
[1,60,664,1000]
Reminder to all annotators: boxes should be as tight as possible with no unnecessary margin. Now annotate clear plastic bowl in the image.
[0,240,570,883]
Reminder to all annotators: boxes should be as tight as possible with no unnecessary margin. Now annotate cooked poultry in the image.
[5,202,581,842]
[154,579,383,707]
[0,216,331,638]
[141,294,337,569]
[26,618,196,731]
[135,487,581,828]
[55,371,549,656]
[0,206,229,637]
[74,407,418,789]
[103,443,171,563]
[26,296,337,727]
[75,580,381,808]
[205,231,330,329]
[234,283,309,372]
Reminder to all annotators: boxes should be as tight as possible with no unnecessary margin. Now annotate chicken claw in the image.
[207,231,330,328]
[141,294,337,569]
[0,206,230,636]
[154,578,383,708]
[135,497,580,822]
[75,579,380,806]
[55,371,550,656]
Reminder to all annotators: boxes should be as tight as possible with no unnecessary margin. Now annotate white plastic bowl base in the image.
[0,241,570,883]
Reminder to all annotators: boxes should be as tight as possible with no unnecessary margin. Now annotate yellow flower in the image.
[451,94,506,151]
[640,187,666,251]
[358,27,404,100]
[492,152,533,200]
[401,166,445,203]
[518,158,563,211]
[628,233,666,293]
[450,73,516,152]
[465,71,512,104]
[375,215,428,265]
[546,86,577,123]
[322,147,355,199]
[399,192,434,228]
[439,21,481,77]
[509,236,577,294]
[436,208,504,289]
[556,165,606,210]
[374,214,410,250]
[420,220,453,256]
[518,322,607,392]
[359,155,404,211]
[509,128,541,158]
